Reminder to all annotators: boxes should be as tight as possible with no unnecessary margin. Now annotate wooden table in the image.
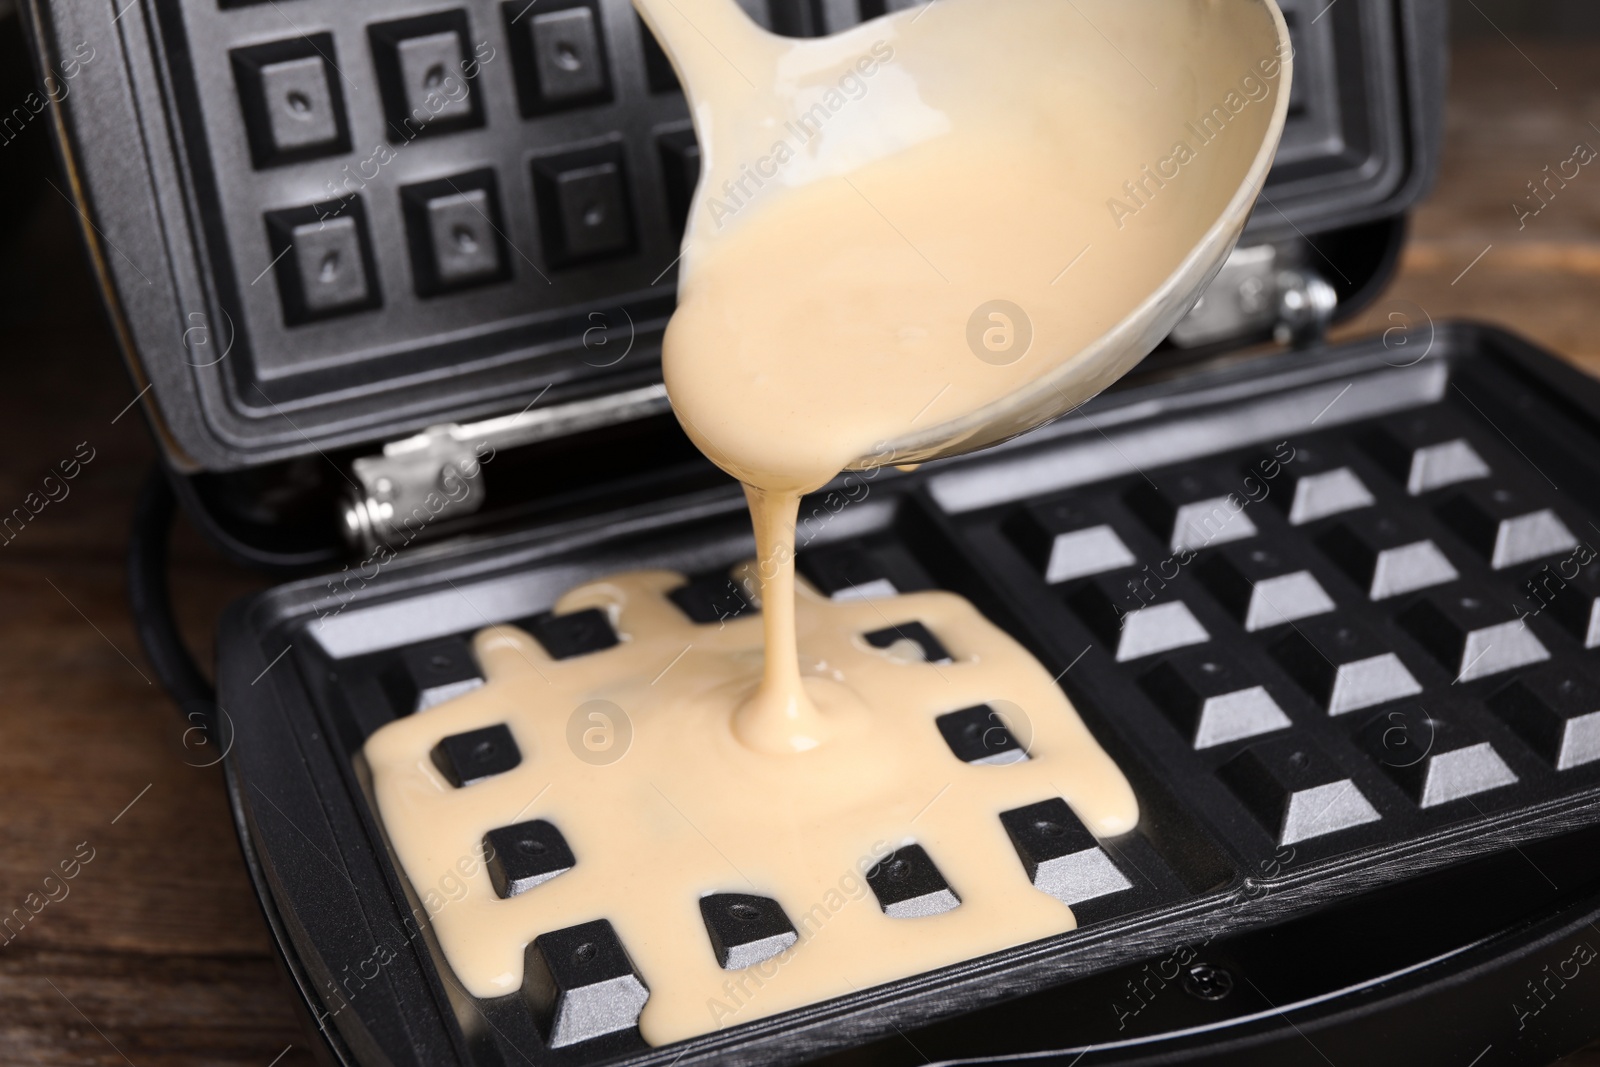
[2,37,1598,1067]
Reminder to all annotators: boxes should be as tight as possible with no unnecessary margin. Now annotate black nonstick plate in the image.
[219,321,1600,1067]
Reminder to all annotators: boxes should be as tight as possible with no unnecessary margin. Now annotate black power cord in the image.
[127,466,217,718]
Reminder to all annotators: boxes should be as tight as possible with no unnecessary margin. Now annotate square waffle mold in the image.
[221,323,1600,1067]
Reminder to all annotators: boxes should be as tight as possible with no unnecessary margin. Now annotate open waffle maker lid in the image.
[23,0,1446,562]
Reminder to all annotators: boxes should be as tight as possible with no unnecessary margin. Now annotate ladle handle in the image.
[632,0,784,104]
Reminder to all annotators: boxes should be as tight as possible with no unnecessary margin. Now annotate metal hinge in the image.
[341,382,671,552]
[1168,243,1338,349]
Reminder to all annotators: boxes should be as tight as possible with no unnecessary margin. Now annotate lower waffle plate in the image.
[219,322,1600,1067]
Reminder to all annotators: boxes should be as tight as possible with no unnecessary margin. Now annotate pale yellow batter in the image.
[362,0,1291,1045]
[364,570,1138,1042]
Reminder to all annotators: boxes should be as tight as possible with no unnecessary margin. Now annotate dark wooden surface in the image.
[1,35,1598,1067]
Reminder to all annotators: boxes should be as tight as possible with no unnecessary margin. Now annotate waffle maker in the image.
[26,0,1600,1060]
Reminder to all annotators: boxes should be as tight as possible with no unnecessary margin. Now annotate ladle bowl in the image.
[641,0,1295,480]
